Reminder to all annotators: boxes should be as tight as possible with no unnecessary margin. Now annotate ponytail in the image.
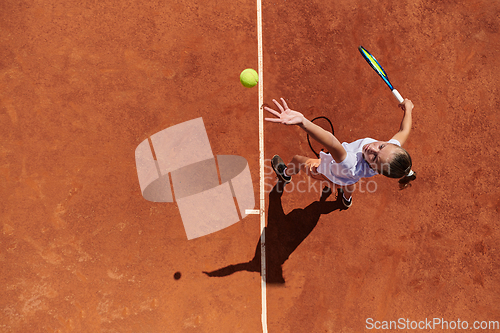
[399,169,417,190]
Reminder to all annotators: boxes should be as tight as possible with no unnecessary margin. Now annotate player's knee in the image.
[290,155,304,169]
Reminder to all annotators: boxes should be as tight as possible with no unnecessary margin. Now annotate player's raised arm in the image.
[264,98,347,163]
[391,99,414,146]
[264,98,305,125]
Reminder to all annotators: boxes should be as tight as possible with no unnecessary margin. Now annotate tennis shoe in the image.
[271,155,291,184]
[338,188,353,209]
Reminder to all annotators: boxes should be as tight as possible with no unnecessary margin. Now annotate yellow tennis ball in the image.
[240,68,258,88]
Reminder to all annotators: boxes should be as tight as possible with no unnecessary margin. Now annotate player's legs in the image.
[287,154,356,207]
[337,183,355,208]
[286,155,326,177]
[285,155,310,176]
[342,184,355,200]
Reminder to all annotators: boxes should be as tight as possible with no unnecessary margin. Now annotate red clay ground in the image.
[1,0,500,332]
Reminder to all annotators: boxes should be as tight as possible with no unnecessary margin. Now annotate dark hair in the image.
[379,146,417,189]
[398,170,417,189]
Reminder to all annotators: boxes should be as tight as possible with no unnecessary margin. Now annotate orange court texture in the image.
[1,0,500,332]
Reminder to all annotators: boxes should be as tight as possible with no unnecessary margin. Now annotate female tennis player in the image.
[264,98,415,208]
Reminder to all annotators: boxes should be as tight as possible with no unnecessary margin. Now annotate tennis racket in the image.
[358,46,404,103]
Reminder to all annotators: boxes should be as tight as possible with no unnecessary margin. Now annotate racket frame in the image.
[307,116,334,158]
[358,46,404,103]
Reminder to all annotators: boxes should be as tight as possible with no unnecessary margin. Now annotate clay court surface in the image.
[1,0,500,332]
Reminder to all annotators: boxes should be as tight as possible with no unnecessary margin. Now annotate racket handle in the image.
[392,89,404,103]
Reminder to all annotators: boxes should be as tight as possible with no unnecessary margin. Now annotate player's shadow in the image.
[203,182,345,284]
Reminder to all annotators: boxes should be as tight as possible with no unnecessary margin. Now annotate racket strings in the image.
[359,46,393,89]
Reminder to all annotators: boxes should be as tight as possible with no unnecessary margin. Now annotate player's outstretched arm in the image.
[391,98,413,146]
[264,98,347,163]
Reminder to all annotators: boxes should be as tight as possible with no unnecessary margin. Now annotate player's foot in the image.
[338,188,352,208]
[271,155,291,184]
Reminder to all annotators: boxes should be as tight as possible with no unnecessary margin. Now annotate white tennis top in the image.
[316,138,401,186]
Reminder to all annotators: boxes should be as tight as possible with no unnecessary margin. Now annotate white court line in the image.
[256,0,267,332]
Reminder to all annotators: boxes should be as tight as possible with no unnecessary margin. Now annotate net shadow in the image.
[203,182,345,284]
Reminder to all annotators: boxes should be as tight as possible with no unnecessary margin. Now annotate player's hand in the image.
[305,159,320,171]
[399,99,414,112]
[264,98,305,125]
